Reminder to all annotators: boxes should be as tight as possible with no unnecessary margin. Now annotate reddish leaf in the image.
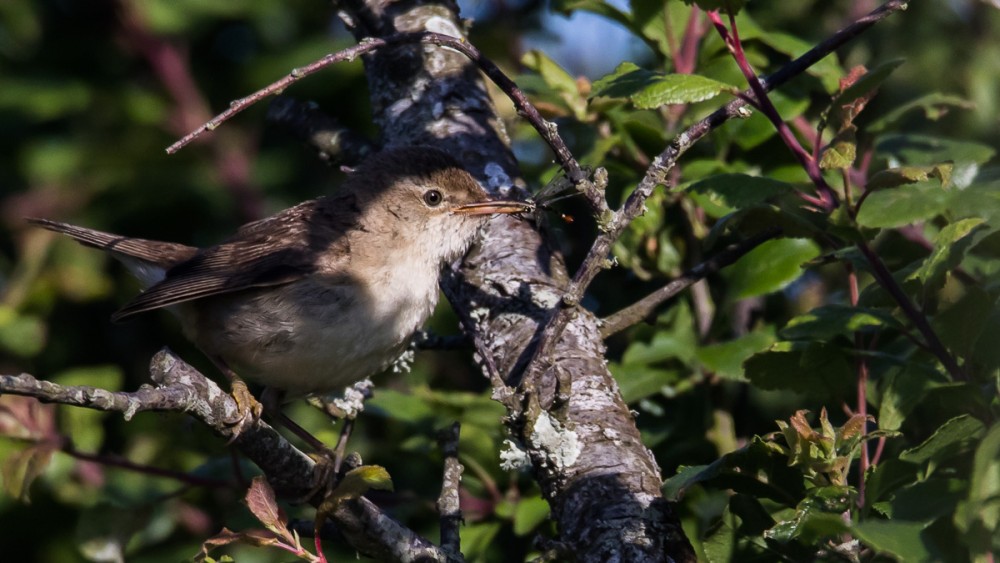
[244,476,294,544]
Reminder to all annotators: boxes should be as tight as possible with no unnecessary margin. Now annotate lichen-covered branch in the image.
[0,350,454,563]
[335,0,695,560]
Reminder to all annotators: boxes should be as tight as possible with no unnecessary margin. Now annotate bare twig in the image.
[164,32,604,213]
[436,422,463,555]
[520,0,910,385]
[600,228,782,338]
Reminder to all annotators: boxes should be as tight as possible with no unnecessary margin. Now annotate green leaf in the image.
[827,59,906,129]
[933,286,994,360]
[866,163,953,190]
[882,478,966,523]
[687,174,795,213]
[908,218,986,291]
[609,363,679,403]
[877,134,997,166]
[591,62,733,108]
[521,50,578,95]
[55,366,123,451]
[0,307,46,358]
[818,126,857,170]
[744,342,853,402]
[696,329,776,380]
[460,522,501,560]
[779,305,901,342]
[855,180,949,228]
[869,93,975,133]
[953,422,1000,557]
[723,238,821,300]
[899,415,985,468]
[878,367,942,432]
[512,495,550,536]
[852,520,932,562]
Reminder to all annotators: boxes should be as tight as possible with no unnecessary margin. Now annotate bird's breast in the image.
[184,262,440,396]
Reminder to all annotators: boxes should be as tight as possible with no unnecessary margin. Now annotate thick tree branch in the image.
[0,350,455,563]
[336,0,694,560]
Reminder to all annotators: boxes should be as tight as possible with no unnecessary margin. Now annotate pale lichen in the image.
[530,411,581,470]
[499,438,531,471]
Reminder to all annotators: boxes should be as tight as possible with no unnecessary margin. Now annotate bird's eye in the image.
[423,189,443,207]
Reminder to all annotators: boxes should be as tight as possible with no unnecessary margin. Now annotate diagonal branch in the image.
[0,350,456,563]
[600,228,782,338]
[520,0,911,385]
[164,31,605,214]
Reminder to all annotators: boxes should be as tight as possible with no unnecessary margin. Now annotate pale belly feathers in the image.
[180,267,439,397]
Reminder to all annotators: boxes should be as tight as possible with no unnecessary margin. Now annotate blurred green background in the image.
[1,0,998,561]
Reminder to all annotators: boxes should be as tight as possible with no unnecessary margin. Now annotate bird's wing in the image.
[112,196,356,321]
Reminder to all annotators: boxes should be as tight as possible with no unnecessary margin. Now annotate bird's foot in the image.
[302,447,341,504]
[225,378,264,442]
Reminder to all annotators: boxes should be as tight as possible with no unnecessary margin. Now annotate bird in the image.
[30,146,529,437]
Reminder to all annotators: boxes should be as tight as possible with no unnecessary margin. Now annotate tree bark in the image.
[338,0,695,560]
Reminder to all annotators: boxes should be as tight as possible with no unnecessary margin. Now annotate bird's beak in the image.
[451,200,534,216]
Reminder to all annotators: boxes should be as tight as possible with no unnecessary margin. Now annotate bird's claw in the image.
[225,379,264,443]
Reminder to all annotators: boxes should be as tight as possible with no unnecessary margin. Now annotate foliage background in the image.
[0,0,998,561]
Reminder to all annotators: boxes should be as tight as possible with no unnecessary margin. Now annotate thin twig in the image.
[436,422,463,555]
[856,241,965,381]
[519,0,910,384]
[600,228,782,338]
[165,32,604,213]
[65,446,233,489]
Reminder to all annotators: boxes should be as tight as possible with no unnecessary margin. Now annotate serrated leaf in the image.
[632,74,734,108]
[867,163,953,190]
[591,62,733,108]
[855,180,949,228]
[819,126,857,169]
[779,304,900,341]
[908,217,986,292]
[244,476,293,543]
[869,93,974,133]
[744,342,853,402]
[899,414,985,468]
[688,173,795,212]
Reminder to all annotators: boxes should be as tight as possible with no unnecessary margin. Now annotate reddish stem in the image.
[66,446,232,489]
[708,11,839,212]
[847,265,870,507]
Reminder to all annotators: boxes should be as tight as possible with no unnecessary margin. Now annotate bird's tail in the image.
[27,218,198,286]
